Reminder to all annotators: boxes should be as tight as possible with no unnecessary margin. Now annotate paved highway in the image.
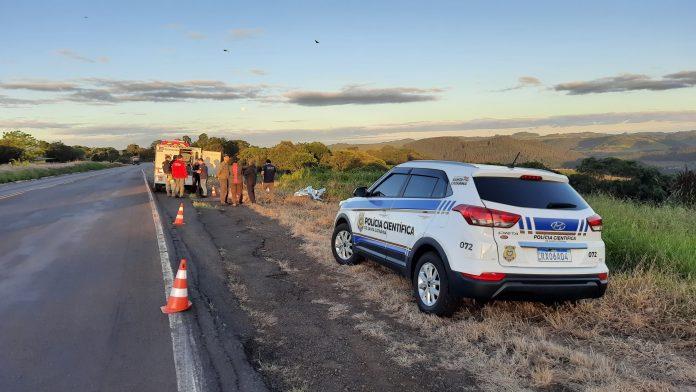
[0,164,179,391]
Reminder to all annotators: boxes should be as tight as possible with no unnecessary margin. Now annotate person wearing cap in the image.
[162,154,173,197]
[217,154,232,205]
[170,154,188,198]
[230,157,244,206]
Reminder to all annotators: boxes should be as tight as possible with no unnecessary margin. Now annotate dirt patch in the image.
[242,193,696,391]
[194,202,479,391]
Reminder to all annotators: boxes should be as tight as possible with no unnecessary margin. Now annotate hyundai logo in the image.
[550,221,567,231]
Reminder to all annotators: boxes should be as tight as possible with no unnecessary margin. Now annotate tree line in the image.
[0,130,155,164]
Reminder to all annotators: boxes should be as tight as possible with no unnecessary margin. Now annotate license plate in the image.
[537,249,572,262]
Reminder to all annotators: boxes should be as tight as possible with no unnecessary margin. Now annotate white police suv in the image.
[332,160,608,316]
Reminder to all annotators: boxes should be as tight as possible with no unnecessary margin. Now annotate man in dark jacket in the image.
[191,159,200,195]
[243,160,257,204]
[162,155,173,196]
[196,158,209,197]
[261,159,277,200]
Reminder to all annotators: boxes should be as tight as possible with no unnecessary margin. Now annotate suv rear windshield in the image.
[473,177,589,210]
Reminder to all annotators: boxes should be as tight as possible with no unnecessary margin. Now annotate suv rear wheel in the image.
[413,252,459,316]
[331,223,363,265]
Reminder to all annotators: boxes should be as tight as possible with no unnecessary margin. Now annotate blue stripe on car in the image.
[526,217,533,231]
[533,217,580,232]
[353,234,409,255]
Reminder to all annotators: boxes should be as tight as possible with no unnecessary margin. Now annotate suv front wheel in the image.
[331,223,363,265]
[413,252,459,316]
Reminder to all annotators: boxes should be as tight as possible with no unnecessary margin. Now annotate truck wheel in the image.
[413,252,459,316]
[331,223,363,265]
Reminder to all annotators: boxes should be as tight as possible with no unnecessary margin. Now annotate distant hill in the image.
[402,136,583,167]
[329,130,696,171]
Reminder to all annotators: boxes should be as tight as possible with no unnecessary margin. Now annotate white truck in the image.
[153,140,222,192]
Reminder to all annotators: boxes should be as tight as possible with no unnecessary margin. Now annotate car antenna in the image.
[508,152,521,168]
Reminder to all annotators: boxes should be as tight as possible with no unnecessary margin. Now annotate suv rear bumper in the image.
[449,272,607,301]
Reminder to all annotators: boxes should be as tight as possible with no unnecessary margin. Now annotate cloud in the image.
[0,80,80,91]
[0,78,264,104]
[0,95,54,107]
[0,119,75,129]
[228,28,264,40]
[554,71,696,95]
[499,76,542,91]
[54,49,108,64]
[186,31,206,40]
[250,68,268,76]
[285,85,442,106]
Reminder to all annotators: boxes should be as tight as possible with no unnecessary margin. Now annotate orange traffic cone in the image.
[211,186,217,198]
[161,259,192,313]
[173,203,184,225]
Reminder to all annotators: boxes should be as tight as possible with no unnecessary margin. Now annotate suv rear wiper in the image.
[546,202,577,209]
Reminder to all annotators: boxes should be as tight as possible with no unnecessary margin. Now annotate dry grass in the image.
[249,194,696,391]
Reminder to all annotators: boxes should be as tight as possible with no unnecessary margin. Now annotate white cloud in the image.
[228,28,264,40]
[54,49,107,64]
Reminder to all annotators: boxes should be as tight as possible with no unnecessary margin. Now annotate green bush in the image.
[587,194,696,279]
[277,166,384,200]
[321,149,388,171]
[0,145,23,163]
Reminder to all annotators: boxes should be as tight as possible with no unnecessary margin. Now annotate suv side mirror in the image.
[353,186,369,198]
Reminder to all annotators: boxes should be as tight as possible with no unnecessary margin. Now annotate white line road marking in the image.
[142,169,204,392]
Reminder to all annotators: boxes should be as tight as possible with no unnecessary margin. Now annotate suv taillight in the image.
[453,204,520,228]
[587,214,603,231]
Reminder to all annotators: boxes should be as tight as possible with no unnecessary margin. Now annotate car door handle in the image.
[379,212,388,217]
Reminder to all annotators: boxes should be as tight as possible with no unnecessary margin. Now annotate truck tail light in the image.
[587,214,603,231]
[598,272,608,282]
[453,204,521,228]
[461,272,507,282]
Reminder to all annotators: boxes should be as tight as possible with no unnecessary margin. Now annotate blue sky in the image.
[1,0,695,148]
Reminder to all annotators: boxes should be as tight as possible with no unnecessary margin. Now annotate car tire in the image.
[331,223,363,265]
[413,252,459,316]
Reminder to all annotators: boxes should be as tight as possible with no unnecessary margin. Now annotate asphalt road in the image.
[0,164,178,391]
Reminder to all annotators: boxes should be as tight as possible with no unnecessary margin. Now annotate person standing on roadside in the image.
[170,154,188,198]
[243,159,257,204]
[196,158,209,197]
[162,155,173,197]
[191,158,201,196]
[217,154,232,205]
[261,159,277,199]
[230,157,244,206]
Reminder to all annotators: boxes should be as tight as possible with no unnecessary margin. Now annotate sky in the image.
[1,0,695,148]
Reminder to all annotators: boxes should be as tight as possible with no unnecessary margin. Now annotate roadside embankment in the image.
[0,161,123,184]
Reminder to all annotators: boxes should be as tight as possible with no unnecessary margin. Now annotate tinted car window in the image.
[371,174,408,197]
[473,177,589,210]
[403,175,439,198]
[431,179,447,198]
